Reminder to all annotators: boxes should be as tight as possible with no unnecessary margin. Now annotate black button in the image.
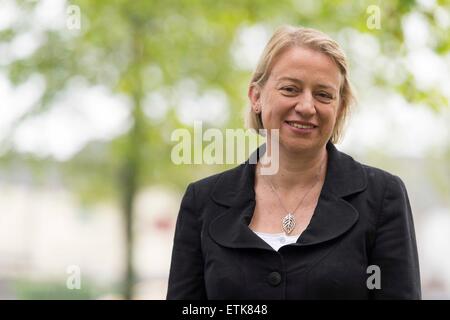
[267,271,282,286]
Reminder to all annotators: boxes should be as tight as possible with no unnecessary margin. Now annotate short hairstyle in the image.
[245,25,356,144]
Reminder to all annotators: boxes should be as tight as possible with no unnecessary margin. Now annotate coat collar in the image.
[209,141,367,250]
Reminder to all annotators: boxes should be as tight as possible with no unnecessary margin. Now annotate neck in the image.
[259,142,328,191]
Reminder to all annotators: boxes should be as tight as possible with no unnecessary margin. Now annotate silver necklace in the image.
[259,154,326,235]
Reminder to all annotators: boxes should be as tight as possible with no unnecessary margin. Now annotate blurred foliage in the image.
[13,277,115,300]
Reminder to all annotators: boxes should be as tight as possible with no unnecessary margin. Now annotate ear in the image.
[248,84,261,113]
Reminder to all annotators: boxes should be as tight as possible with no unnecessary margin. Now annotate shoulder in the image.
[346,156,409,208]
[336,145,401,188]
[338,154,413,232]
[190,163,244,188]
[359,162,407,194]
[333,144,408,200]
[325,142,407,199]
[187,163,246,199]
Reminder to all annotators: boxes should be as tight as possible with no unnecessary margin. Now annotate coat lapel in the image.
[209,141,367,250]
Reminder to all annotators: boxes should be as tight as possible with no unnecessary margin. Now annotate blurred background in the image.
[0,0,449,299]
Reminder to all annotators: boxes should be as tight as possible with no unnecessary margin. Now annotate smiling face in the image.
[249,46,343,154]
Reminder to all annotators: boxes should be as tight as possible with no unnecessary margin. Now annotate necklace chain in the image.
[258,152,326,234]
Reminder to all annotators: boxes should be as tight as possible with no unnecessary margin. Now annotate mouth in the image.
[285,121,318,130]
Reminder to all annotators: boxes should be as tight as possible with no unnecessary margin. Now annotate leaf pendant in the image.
[282,213,296,235]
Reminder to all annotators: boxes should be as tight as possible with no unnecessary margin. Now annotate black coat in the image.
[167,142,421,299]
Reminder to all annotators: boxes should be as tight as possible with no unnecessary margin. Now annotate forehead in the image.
[270,46,341,89]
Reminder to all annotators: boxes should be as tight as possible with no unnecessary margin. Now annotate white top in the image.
[253,231,301,251]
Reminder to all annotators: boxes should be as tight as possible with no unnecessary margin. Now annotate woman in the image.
[166,25,421,299]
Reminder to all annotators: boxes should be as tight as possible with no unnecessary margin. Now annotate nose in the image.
[294,91,316,116]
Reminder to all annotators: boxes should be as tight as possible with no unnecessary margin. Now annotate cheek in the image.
[268,97,293,119]
[318,104,339,129]
[262,109,282,130]
[332,103,342,126]
[261,98,283,123]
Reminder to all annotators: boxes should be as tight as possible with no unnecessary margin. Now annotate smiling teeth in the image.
[288,122,314,129]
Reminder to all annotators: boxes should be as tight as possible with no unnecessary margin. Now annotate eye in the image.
[280,86,298,95]
[316,92,333,102]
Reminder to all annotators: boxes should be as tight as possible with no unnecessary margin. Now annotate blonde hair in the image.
[245,25,356,144]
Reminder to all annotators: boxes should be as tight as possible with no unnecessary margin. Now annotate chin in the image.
[280,139,317,154]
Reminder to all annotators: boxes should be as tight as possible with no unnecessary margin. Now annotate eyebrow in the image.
[276,76,337,91]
